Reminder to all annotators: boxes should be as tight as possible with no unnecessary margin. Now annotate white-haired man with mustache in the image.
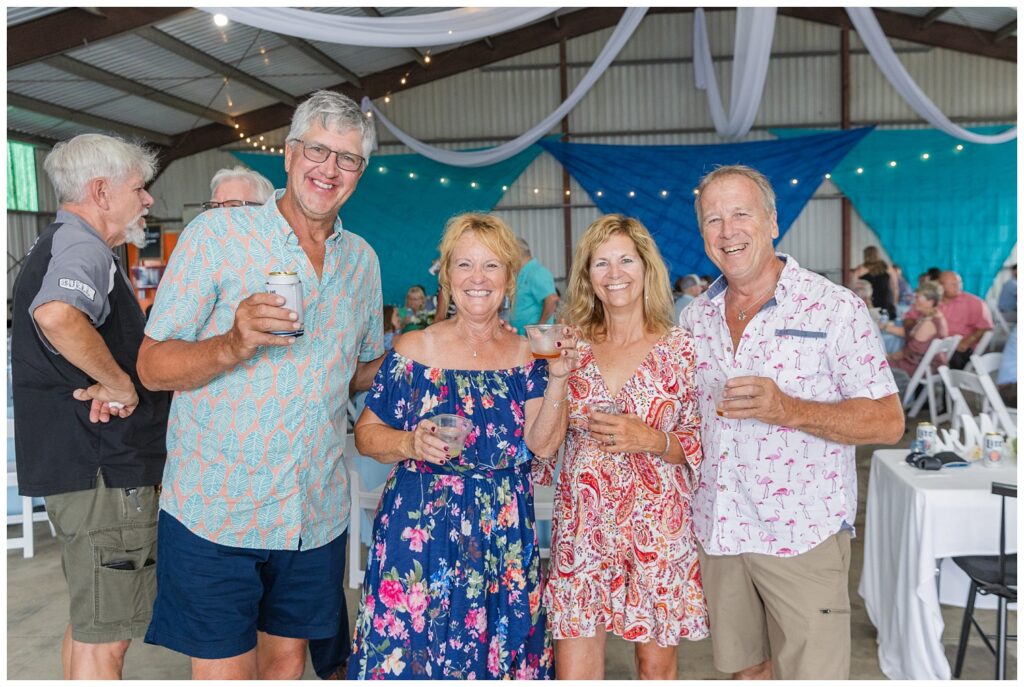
[11,133,170,678]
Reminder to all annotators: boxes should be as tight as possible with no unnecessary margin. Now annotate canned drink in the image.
[983,432,1004,468]
[266,272,304,337]
[916,422,937,454]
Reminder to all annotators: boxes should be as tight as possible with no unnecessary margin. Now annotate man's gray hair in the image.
[694,164,777,226]
[43,133,158,204]
[516,237,532,256]
[680,274,702,291]
[287,90,377,160]
[850,279,874,300]
[210,165,274,203]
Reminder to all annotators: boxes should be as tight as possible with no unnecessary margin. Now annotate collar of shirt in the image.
[54,209,117,258]
[703,253,794,314]
[265,189,345,249]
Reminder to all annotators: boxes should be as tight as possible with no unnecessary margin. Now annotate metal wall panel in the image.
[6,214,52,300]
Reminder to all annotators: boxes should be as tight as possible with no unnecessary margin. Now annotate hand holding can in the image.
[266,272,305,337]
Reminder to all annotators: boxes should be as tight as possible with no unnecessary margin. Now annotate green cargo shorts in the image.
[44,471,159,643]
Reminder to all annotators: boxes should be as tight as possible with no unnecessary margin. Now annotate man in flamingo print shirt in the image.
[679,165,904,680]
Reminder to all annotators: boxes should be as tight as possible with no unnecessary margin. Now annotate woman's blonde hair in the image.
[564,214,674,341]
[436,213,520,311]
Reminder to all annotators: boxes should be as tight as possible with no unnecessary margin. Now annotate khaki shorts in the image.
[44,471,159,644]
[697,531,851,680]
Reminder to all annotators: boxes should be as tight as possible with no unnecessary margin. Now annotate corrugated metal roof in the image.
[6,107,98,142]
[6,7,62,27]
[889,7,1016,34]
[8,62,128,111]
[86,95,215,134]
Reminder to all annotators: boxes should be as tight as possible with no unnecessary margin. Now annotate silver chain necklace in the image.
[732,279,779,321]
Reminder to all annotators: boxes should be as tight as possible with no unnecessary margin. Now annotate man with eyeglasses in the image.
[138,90,385,679]
[201,165,274,211]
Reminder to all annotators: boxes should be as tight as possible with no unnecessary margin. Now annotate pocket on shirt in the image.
[770,332,831,397]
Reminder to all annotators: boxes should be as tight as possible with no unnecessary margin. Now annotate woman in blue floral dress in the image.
[348,214,578,680]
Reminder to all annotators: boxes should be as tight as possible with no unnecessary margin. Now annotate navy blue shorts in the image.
[144,510,347,660]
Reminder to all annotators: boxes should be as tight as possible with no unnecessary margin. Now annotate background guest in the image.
[544,215,707,680]
[851,245,897,321]
[382,304,401,350]
[510,237,559,334]
[397,284,430,332]
[883,281,949,395]
[997,264,1016,324]
[892,263,914,310]
[673,273,703,321]
[204,165,274,210]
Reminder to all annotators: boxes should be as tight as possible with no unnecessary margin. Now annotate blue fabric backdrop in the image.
[235,145,541,305]
[539,128,872,280]
[773,127,1017,296]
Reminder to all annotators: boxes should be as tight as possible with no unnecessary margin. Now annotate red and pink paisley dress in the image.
[540,326,709,646]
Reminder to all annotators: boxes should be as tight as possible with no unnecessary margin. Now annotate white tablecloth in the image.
[858,449,1017,680]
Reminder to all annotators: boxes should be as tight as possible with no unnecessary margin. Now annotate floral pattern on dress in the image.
[542,327,709,647]
[348,350,554,680]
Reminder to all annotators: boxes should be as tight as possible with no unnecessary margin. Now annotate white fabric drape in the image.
[846,7,1016,144]
[693,7,776,139]
[202,7,556,48]
[363,8,648,168]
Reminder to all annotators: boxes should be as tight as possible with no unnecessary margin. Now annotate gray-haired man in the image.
[11,133,170,678]
[203,165,275,211]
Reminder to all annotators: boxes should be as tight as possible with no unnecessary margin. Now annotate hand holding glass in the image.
[429,413,473,458]
[524,325,563,360]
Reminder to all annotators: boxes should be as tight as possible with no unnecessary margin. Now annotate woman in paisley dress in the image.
[348,213,578,679]
[540,214,708,679]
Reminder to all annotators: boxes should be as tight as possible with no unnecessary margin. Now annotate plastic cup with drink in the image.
[524,324,562,360]
[429,413,474,458]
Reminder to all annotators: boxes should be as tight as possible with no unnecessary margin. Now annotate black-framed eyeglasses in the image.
[201,200,263,211]
[291,139,366,173]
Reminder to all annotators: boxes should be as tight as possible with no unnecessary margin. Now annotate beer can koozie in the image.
[983,433,1004,468]
[266,272,305,337]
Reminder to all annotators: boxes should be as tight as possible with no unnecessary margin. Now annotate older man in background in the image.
[510,237,559,333]
[203,165,274,211]
[674,273,703,321]
[11,133,170,679]
[138,90,384,679]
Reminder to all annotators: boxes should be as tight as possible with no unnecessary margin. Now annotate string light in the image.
[424,54,431,64]
[234,123,240,129]
[856,167,864,174]
[921,153,930,160]
[439,177,447,184]
[212,13,228,27]
[596,191,603,197]
[533,188,539,194]
[259,135,264,141]
[470,181,478,189]
[564,189,570,196]
[956,144,964,151]
[261,145,266,150]
[888,160,897,167]
[408,172,416,179]
[501,185,508,191]
[628,191,636,198]
[239,133,245,139]
[400,76,407,85]
[245,137,251,143]
[660,190,668,197]
[384,95,391,104]
[790,178,798,185]
[824,173,831,179]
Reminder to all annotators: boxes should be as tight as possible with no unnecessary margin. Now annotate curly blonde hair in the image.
[436,213,520,311]
[563,214,674,341]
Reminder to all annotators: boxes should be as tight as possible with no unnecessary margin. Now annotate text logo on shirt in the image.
[58,278,96,301]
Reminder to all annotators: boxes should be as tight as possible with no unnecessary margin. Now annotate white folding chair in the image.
[6,419,54,558]
[343,434,386,589]
[970,330,995,360]
[903,334,962,425]
[969,351,1003,379]
[938,366,989,434]
[976,373,1018,439]
[989,300,1012,336]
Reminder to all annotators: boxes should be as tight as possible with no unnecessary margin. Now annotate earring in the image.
[502,294,510,310]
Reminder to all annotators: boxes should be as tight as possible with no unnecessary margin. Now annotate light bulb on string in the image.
[921,153,930,160]
[790,178,798,185]
[596,191,603,197]
[956,144,964,151]
[533,188,539,194]
[660,190,668,197]
[384,95,391,104]
[501,185,508,191]
[824,173,831,179]
[856,167,864,174]
[888,161,897,167]
[408,172,416,179]
[213,13,228,27]
[628,191,636,198]
[470,181,478,189]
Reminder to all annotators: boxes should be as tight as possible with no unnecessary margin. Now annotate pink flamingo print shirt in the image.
[680,255,897,557]
[146,192,384,550]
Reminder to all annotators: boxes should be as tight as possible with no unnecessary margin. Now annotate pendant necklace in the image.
[732,269,781,321]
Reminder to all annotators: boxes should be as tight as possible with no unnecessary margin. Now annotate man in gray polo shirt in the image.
[11,133,169,678]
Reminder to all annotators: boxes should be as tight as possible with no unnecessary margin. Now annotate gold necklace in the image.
[731,270,781,321]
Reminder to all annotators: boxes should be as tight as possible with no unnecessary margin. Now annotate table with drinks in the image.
[858,444,1017,680]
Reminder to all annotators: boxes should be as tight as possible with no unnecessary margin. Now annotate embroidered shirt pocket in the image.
[771,329,831,398]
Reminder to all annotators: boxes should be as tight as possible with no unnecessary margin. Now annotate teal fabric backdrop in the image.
[773,127,1017,296]
[234,145,541,305]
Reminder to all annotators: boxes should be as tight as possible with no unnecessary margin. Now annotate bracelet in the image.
[659,430,672,457]
[544,389,568,409]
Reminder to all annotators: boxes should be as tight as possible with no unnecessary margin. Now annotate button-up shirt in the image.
[146,191,384,550]
[680,254,897,556]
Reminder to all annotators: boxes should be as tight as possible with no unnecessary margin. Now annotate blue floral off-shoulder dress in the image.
[347,350,554,680]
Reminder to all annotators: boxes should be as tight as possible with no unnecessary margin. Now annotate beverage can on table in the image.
[916,422,937,453]
[266,272,305,337]
[983,433,1004,468]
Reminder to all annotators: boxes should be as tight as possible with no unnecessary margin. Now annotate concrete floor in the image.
[7,436,1016,679]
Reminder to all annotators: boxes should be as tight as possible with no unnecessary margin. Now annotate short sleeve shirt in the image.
[680,254,898,557]
[511,258,556,334]
[146,191,384,550]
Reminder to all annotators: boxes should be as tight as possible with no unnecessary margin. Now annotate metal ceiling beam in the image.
[136,26,299,107]
[778,7,1015,62]
[360,7,427,65]
[7,93,174,146]
[994,19,1017,43]
[45,55,237,128]
[164,7,634,163]
[7,8,192,69]
[921,8,950,29]
[278,35,363,88]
